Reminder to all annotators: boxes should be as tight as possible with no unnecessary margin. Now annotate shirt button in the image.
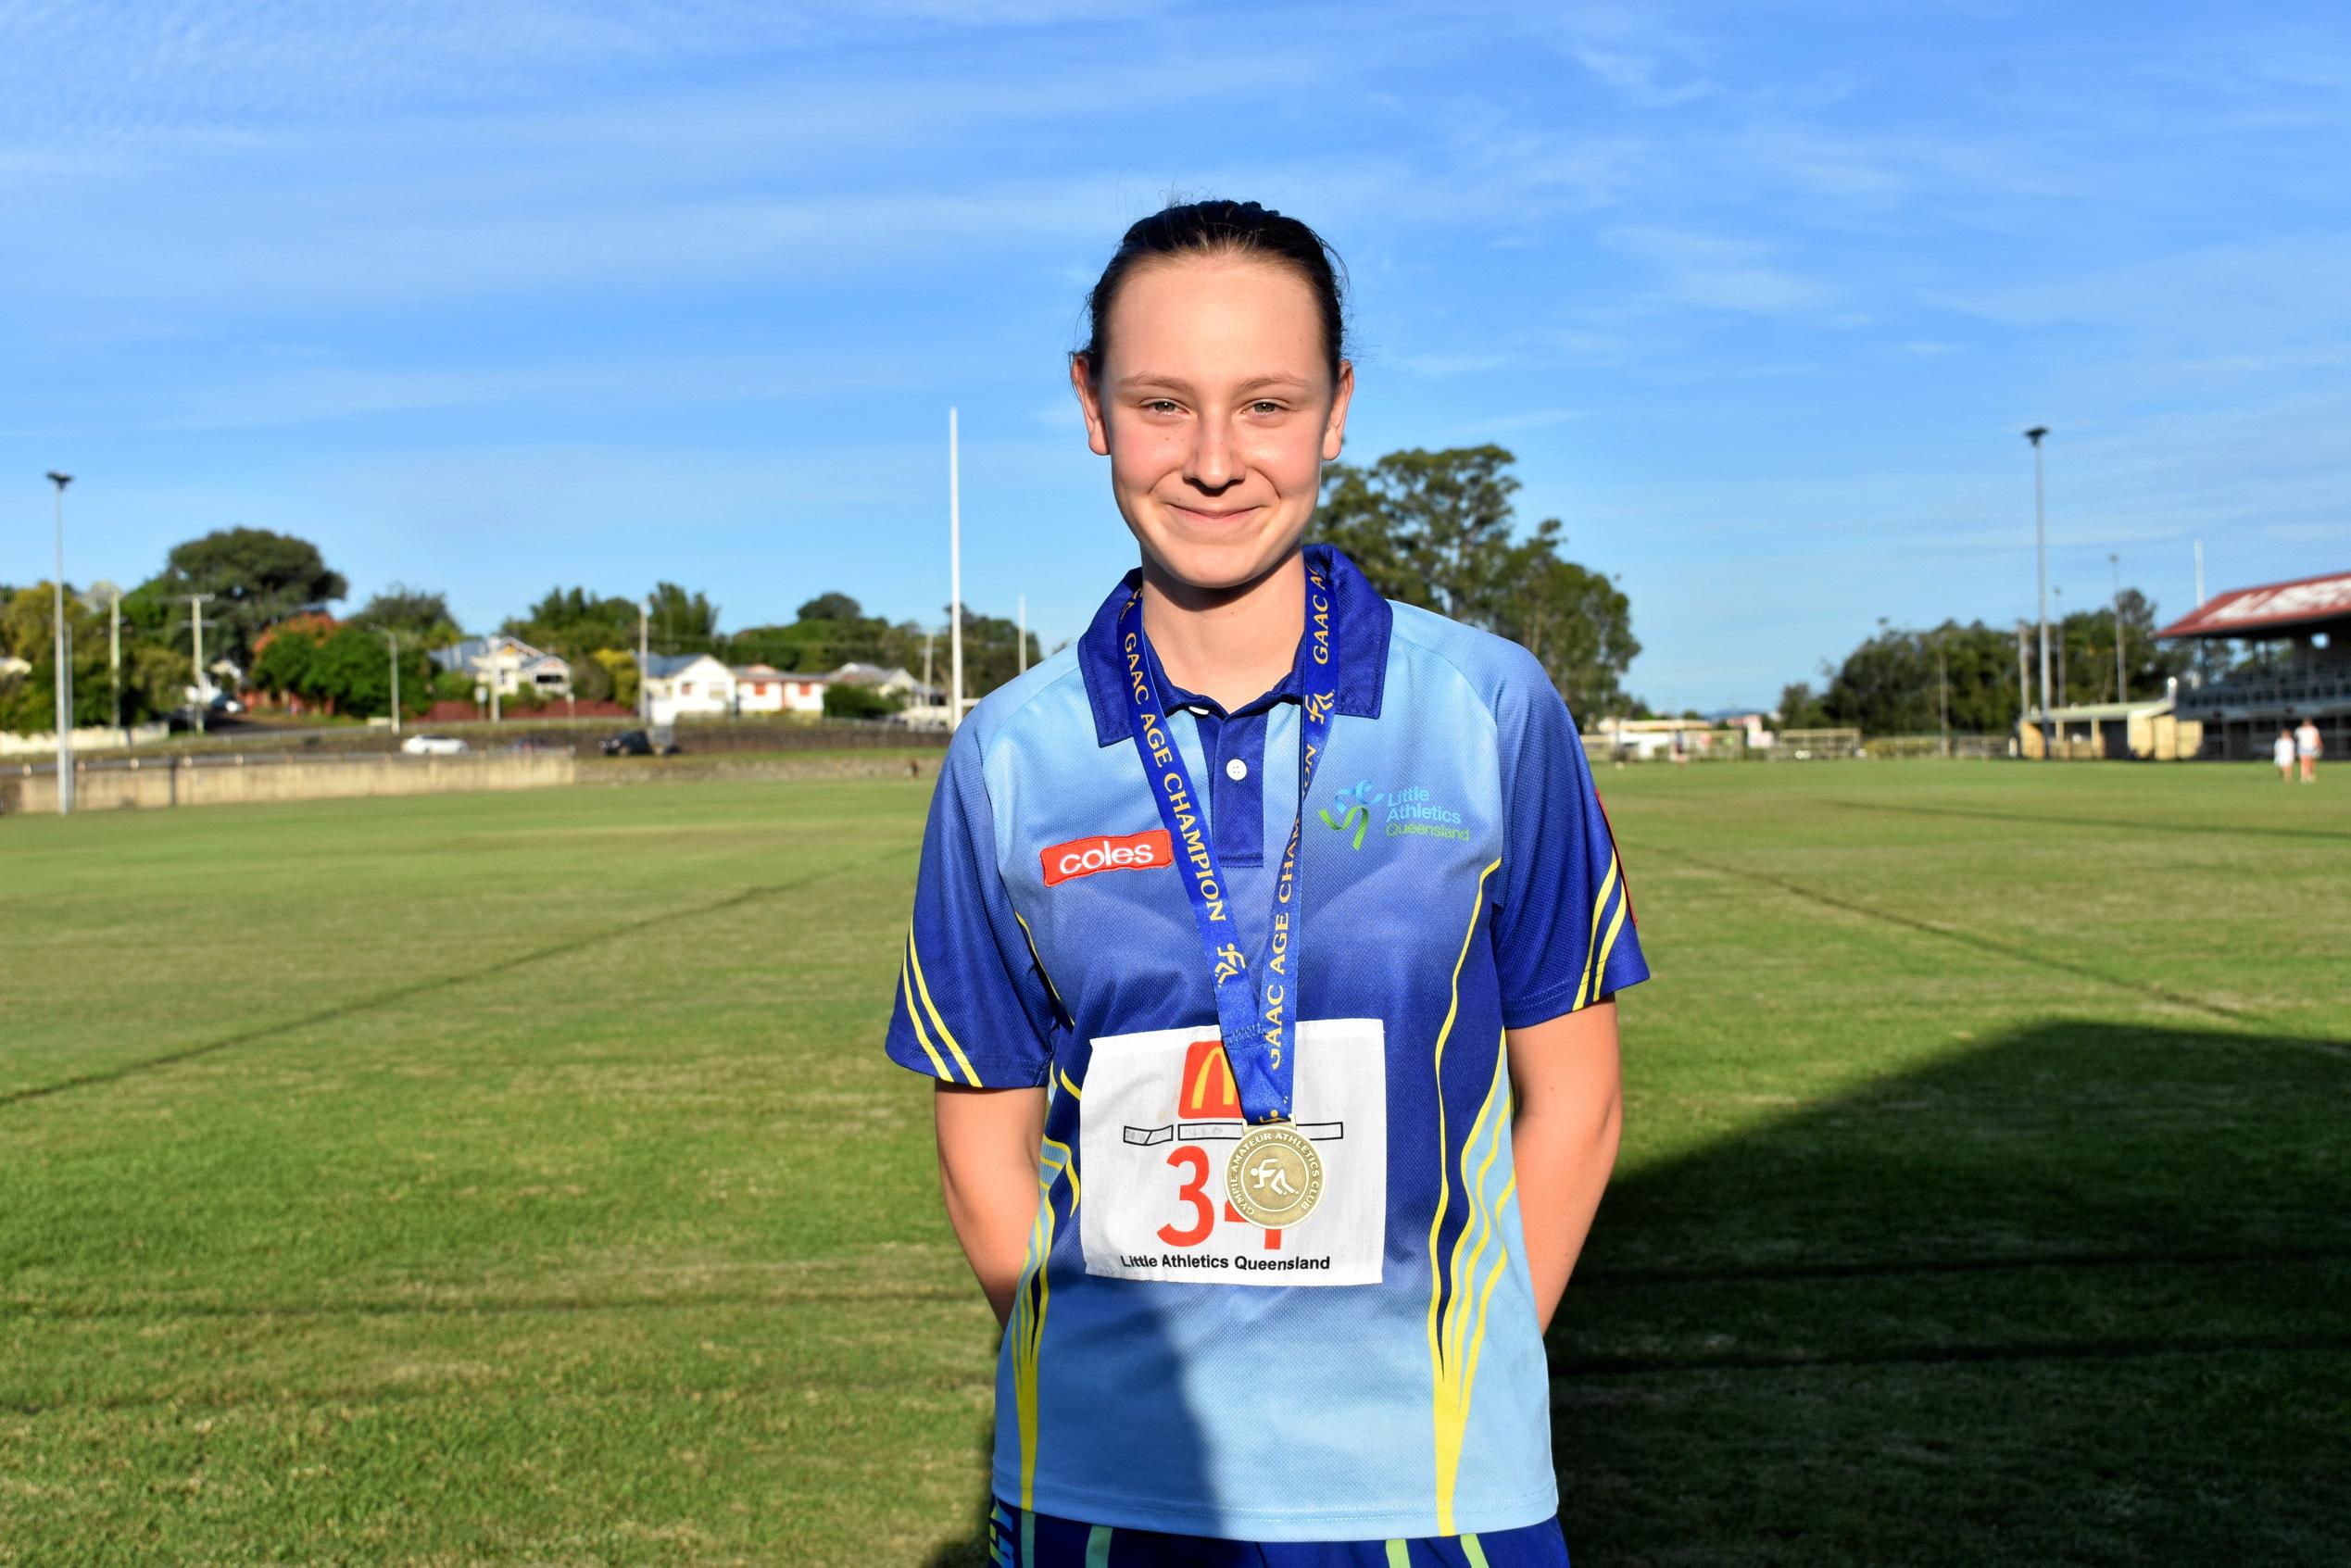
[1225,757,1249,782]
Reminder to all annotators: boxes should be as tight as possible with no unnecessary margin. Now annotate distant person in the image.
[885,198,1644,1566]
[1671,728,1687,765]
[2295,716,2322,783]
[2274,723,2296,783]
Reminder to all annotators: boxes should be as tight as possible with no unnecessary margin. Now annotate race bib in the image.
[1076,1018,1387,1286]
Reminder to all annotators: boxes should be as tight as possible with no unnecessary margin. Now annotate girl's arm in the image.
[1506,999,1625,1334]
[934,1083,1049,1327]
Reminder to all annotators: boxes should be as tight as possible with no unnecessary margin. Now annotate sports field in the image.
[3,762,2345,1566]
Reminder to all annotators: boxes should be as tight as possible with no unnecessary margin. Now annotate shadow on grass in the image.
[1551,1018,2351,1566]
[924,1019,2351,1565]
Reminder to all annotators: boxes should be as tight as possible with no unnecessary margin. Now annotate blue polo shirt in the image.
[886,545,1646,1542]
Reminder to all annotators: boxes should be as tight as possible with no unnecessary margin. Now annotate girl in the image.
[886,199,1645,1565]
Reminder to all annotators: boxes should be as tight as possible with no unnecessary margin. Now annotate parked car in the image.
[599,729,678,757]
[400,734,469,756]
[207,692,245,715]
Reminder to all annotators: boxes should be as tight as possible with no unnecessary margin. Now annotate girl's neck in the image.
[1139,549,1307,711]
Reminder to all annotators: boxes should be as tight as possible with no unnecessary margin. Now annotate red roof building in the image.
[2159,567,2348,760]
[2156,569,2351,641]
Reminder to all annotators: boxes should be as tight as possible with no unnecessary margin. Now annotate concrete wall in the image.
[3,751,575,815]
[0,721,171,756]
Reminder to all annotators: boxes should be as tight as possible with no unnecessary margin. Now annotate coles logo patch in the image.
[1042,829,1174,887]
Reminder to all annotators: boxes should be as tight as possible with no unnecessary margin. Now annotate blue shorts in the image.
[989,1500,1571,1566]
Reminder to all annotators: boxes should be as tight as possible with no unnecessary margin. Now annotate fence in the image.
[2,749,575,815]
[1579,727,2021,763]
[1861,734,2011,760]
[667,718,950,755]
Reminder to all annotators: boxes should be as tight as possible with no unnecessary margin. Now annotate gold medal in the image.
[1225,1124,1325,1229]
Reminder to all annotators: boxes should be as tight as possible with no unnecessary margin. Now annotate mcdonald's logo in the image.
[1178,1038,1243,1120]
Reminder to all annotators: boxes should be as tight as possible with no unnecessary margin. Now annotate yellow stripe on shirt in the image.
[906,929,980,1085]
[1573,853,1622,1011]
[898,945,951,1080]
[1425,859,1502,1535]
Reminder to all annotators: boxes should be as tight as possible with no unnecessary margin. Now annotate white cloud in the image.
[1603,227,1828,313]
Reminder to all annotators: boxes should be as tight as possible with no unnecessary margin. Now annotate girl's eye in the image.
[1142,398,1182,415]
[1250,401,1286,415]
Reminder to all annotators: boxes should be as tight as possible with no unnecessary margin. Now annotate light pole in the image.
[185,594,214,735]
[108,583,121,738]
[2015,621,2030,738]
[1935,630,1950,757]
[2054,584,2066,709]
[2024,428,2050,746]
[45,471,72,816]
[2109,552,2126,702]
[383,630,402,735]
[637,599,650,725]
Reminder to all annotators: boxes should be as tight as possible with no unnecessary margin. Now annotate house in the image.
[830,662,924,697]
[642,652,735,723]
[0,654,29,679]
[431,635,572,698]
[731,663,833,716]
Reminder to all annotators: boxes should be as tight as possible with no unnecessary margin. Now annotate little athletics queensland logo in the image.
[1318,779,1470,848]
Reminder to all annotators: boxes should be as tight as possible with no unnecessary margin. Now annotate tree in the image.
[1317,445,1639,716]
[1,584,55,660]
[1317,445,1524,622]
[2049,588,2189,706]
[1785,583,2194,739]
[308,624,430,718]
[1489,535,1640,719]
[1777,682,1831,729]
[646,582,720,650]
[592,648,639,709]
[0,582,191,734]
[824,681,904,720]
[945,606,1042,698]
[145,529,346,667]
[506,586,639,649]
[348,583,461,648]
[797,592,862,621]
[250,622,325,701]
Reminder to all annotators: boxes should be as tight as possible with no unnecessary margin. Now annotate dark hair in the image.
[1076,198,1349,386]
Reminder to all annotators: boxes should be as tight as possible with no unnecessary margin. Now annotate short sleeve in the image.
[1487,659,1649,1029]
[885,727,1057,1087]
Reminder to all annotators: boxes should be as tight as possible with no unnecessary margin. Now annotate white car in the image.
[400,734,469,756]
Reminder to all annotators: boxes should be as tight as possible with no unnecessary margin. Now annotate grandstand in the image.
[2158,569,2350,760]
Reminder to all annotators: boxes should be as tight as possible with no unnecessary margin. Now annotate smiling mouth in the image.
[1165,503,1261,525]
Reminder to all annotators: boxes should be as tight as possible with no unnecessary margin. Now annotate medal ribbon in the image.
[1116,558,1340,1124]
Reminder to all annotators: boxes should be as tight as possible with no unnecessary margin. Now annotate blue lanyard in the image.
[1114,559,1339,1124]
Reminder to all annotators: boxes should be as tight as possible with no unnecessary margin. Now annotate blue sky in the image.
[4,1,2345,711]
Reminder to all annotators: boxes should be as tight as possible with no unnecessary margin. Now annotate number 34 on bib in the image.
[1076,1019,1388,1286]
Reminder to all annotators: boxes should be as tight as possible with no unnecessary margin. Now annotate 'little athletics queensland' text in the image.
[1116,1252,1335,1273]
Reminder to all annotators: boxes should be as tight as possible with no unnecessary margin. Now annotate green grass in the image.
[2,762,2345,1566]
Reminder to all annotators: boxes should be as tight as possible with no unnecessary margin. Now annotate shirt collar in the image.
[1077,543,1392,747]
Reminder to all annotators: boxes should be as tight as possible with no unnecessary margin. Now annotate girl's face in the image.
[1073,254,1353,594]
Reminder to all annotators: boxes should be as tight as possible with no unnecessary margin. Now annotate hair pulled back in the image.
[1076,198,1349,388]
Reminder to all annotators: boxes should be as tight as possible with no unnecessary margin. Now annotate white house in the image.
[0,654,29,679]
[731,663,833,716]
[643,652,735,723]
[431,635,572,697]
[831,662,924,697]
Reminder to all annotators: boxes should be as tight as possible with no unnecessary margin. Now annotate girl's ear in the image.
[1321,359,1355,462]
[1070,356,1112,458]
